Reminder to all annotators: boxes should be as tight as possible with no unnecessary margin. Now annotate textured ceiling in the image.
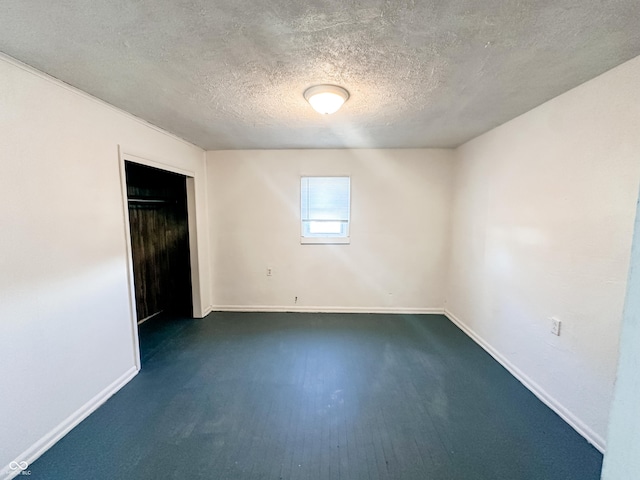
[1,1,639,150]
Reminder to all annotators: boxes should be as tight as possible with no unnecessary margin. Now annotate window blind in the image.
[301,176,350,240]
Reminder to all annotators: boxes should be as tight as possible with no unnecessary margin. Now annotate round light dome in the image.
[304,85,350,115]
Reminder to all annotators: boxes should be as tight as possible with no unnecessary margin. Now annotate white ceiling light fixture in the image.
[304,84,350,115]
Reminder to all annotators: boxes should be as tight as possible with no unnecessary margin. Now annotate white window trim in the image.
[300,175,351,245]
[300,236,350,245]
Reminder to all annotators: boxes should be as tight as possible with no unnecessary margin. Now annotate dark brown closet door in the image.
[125,162,192,321]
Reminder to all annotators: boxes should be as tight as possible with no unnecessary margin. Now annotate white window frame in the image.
[300,176,351,245]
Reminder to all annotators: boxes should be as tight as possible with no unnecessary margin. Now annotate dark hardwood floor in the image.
[30,312,603,479]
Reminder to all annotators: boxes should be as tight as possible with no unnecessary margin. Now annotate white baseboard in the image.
[444,309,606,453]
[2,366,139,480]
[201,305,214,318]
[210,305,445,315]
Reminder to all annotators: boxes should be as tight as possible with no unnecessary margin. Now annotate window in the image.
[300,176,350,244]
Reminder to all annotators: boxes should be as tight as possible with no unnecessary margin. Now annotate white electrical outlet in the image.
[551,318,561,336]
[266,267,273,276]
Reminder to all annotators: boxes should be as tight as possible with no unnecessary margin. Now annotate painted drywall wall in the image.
[446,55,640,448]
[601,187,640,479]
[206,149,453,312]
[0,54,208,477]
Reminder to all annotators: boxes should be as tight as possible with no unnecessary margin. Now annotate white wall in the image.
[446,56,640,449]
[0,54,208,477]
[602,186,640,478]
[3,43,637,477]
[206,149,453,312]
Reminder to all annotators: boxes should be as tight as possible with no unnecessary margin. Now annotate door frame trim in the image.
[117,147,200,370]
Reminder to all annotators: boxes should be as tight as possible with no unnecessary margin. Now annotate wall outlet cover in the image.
[551,318,561,336]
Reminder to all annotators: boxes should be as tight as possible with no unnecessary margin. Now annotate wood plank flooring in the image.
[30,312,603,479]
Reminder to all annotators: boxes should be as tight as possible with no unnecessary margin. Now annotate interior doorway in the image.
[124,161,193,323]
